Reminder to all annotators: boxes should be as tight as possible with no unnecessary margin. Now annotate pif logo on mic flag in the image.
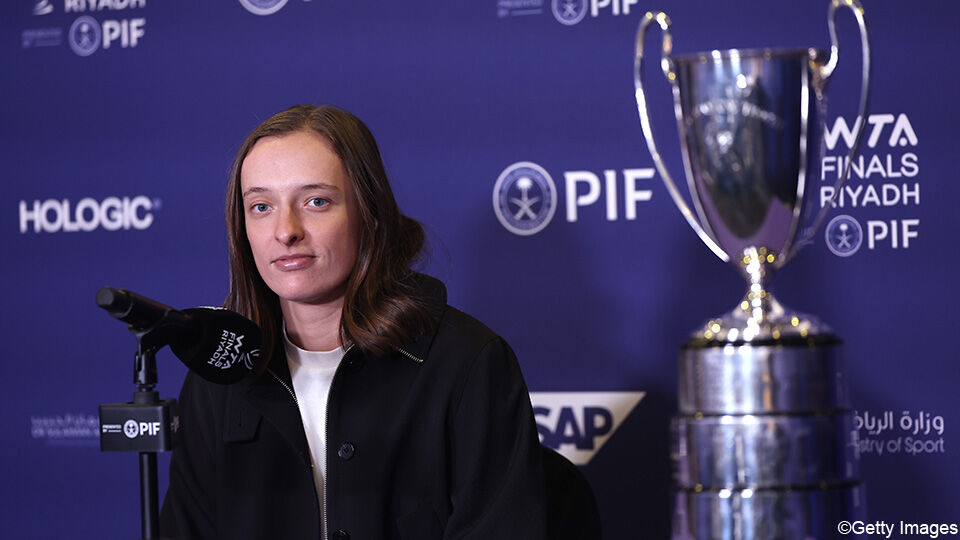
[531,392,644,465]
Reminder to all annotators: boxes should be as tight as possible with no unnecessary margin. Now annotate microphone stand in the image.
[100,322,178,540]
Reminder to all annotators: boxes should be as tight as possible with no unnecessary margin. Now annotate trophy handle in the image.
[798,0,871,251]
[634,11,729,263]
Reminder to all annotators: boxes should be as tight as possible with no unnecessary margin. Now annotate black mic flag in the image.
[97,287,260,384]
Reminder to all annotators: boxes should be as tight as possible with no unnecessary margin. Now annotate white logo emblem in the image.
[238,0,288,16]
[123,420,139,439]
[33,0,54,15]
[825,214,863,257]
[552,0,587,25]
[823,113,918,151]
[493,161,558,236]
[530,392,644,465]
[210,331,258,370]
[69,16,101,56]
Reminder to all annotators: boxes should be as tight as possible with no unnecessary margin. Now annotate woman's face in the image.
[240,130,361,307]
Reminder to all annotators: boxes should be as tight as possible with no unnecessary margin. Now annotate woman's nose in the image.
[275,207,304,245]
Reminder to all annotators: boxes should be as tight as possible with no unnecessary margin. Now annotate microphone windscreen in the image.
[97,287,172,329]
[170,307,261,384]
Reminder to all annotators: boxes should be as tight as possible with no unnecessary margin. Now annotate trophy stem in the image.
[692,246,835,345]
[736,246,783,341]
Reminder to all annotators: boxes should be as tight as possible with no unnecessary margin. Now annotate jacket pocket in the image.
[396,502,443,540]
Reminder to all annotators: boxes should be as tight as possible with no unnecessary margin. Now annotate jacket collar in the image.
[396,272,446,363]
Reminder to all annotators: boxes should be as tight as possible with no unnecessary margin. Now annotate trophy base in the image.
[673,411,859,488]
[671,483,866,540]
[672,340,863,539]
[678,342,848,414]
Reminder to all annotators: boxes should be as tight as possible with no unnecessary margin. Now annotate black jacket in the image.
[160,277,547,540]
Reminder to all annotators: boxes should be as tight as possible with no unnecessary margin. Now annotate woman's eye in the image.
[251,203,270,213]
[307,197,329,208]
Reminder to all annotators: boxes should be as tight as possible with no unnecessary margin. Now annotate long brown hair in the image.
[224,105,433,369]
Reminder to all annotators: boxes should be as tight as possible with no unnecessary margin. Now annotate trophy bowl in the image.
[634,2,871,538]
[635,2,870,345]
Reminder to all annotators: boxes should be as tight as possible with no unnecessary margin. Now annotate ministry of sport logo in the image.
[493,161,558,236]
[552,0,587,25]
[239,0,288,15]
[68,15,100,56]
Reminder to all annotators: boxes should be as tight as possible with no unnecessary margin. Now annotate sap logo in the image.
[824,113,918,151]
[530,392,644,465]
[19,196,156,233]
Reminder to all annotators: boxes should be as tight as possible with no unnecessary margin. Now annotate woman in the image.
[160,105,547,539]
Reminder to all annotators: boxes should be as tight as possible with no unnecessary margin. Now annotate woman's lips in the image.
[273,255,316,271]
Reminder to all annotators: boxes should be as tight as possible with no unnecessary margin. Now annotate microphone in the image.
[97,287,260,384]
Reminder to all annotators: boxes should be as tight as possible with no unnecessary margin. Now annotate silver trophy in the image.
[634,1,870,538]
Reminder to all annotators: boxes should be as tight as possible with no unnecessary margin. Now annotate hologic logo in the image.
[530,391,644,465]
[19,196,156,234]
[238,0,288,16]
[493,161,558,236]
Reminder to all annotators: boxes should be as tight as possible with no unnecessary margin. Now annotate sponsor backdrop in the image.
[2,0,956,537]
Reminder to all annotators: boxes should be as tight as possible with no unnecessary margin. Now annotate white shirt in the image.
[283,327,345,534]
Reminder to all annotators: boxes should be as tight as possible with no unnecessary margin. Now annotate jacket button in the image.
[332,530,349,540]
[338,442,355,460]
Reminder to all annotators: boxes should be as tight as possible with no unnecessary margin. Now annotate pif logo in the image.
[123,419,161,438]
[530,392,644,465]
[493,162,655,236]
[552,0,640,25]
[68,16,145,56]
